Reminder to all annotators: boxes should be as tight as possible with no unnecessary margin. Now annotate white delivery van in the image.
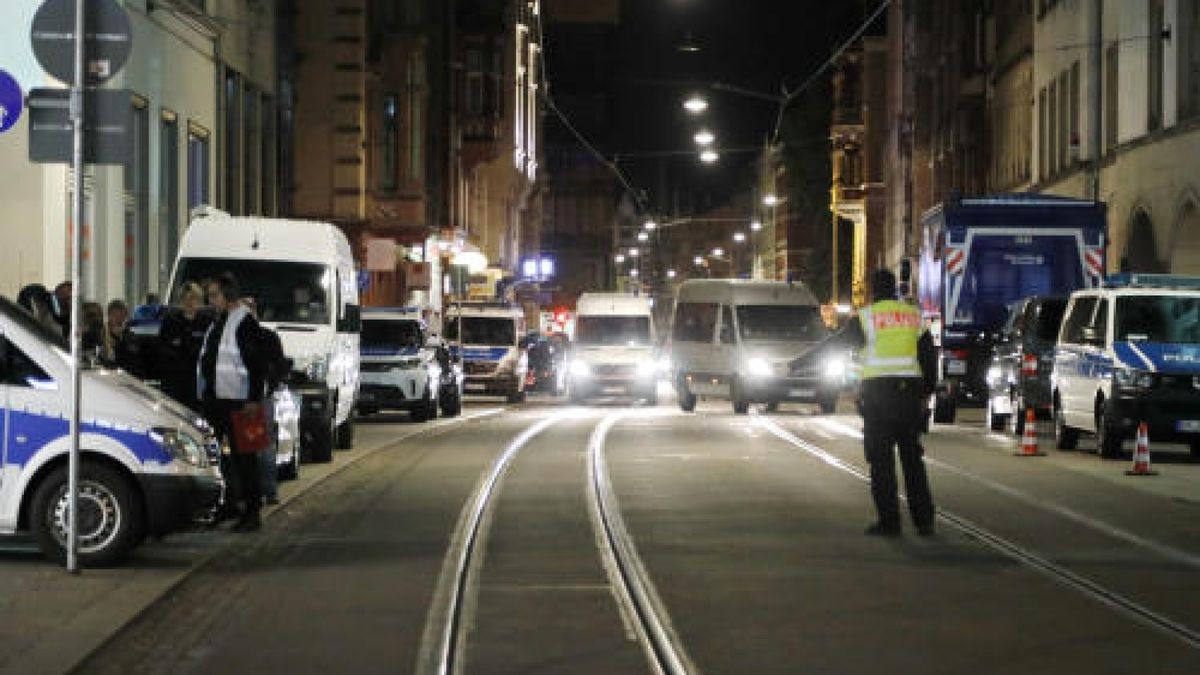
[568,292,658,404]
[670,279,842,414]
[358,307,463,421]
[1,297,222,565]
[167,207,361,463]
[444,302,528,403]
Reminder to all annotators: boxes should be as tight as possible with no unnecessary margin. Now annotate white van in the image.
[1,297,222,565]
[168,207,361,463]
[568,292,658,404]
[669,279,842,414]
[444,302,527,403]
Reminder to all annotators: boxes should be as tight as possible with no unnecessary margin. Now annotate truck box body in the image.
[918,194,1106,414]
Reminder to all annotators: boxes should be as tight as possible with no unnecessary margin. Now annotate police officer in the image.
[842,268,938,536]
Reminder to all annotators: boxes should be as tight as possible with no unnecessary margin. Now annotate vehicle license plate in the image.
[602,386,625,394]
[465,383,486,392]
[947,360,967,375]
[1176,420,1200,433]
[788,388,814,398]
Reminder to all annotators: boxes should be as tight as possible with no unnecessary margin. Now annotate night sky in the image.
[545,0,872,213]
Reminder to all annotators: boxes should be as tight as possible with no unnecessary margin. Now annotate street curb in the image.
[8,408,505,675]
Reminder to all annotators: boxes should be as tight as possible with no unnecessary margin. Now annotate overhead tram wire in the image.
[770,0,891,144]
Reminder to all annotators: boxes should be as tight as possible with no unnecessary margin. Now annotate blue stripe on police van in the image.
[3,410,172,468]
[450,346,511,361]
[1114,341,1200,374]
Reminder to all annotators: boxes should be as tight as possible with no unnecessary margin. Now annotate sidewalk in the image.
[0,411,497,675]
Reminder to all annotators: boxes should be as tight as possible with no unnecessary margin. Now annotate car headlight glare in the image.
[746,357,772,378]
[636,359,658,378]
[151,427,209,468]
[569,360,592,377]
[824,356,847,380]
[986,365,1002,386]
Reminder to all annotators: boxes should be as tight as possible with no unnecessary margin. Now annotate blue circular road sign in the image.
[0,69,23,133]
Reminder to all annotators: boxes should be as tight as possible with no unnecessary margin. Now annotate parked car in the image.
[985,296,1069,434]
[1051,274,1200,458]
[358,307,460,421]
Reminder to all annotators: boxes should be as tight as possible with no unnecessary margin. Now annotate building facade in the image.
[0,0,279,305]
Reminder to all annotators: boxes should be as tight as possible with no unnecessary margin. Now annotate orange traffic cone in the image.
[1125,422,1157,476]
[1015,407,1045,456]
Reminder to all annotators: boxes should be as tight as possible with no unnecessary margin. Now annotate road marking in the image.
[588,411,698,675]
[755,413,1200,650]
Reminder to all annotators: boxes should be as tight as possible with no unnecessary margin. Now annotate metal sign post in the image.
[28,0,132,574]
[65,0,85,576]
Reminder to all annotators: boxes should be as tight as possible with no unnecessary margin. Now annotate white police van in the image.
[568,292,659,404]
[1052,274,1200,458]
[444,303,528,403]
[358,307,462,421]
[1,298,221,565]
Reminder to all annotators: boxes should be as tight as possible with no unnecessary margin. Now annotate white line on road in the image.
[754,413,1200,650]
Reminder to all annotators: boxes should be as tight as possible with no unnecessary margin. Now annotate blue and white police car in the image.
[444,303,528,403]
[357,307,462,421]
[1,298,221,565]
[1051,274,1200,458]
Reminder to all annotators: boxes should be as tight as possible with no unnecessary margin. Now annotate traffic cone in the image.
[1125,422,1157,476]
[1015,406,1045,456]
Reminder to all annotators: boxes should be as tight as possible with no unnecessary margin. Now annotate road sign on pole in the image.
[30,0,132,86]
[27,0,133,574]
[0,70,24,133]
[27,87,132,165]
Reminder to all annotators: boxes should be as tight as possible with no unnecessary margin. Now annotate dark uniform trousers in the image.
[860,377,935,530]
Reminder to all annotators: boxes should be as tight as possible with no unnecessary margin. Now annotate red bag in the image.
[230,406,271,454]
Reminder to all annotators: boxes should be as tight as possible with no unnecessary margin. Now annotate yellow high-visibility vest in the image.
[859,300,922,379]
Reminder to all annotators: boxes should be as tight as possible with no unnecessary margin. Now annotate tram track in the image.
[417,409,696,675]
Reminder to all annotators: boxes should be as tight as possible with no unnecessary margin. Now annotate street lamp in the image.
[667,269,677,279]
[614,253,626,264]
[643,219,657,231]
[629,247,640,257]
[699,149,719,164]
[682,95,708,114]
[732,231,746,244]
[712,247,724,257]
[693,129,715,146]
[763,193,780,207]
[637,231,649,242]
[693,255,704,266]
[750,220,763,232]
[630,268,640,278]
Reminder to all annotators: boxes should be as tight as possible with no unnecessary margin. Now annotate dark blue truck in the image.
[918,194,1107,423]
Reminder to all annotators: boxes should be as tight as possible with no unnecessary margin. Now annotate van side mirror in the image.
[338,304,361,333]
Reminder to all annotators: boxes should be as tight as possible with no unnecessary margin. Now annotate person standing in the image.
[243,296,289,506]
[199,273,270,532]
[160,282,214,411]
[841,269,938,537]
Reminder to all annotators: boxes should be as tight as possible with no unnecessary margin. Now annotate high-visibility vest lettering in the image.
[860,300,921,379]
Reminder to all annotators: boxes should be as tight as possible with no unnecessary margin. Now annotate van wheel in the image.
[731,379,750,415]
[440,390,462,417]
[30,462,144,567]
[676,377,697,412]
[277,449,299,481]
[304,423,334,463]
[335,418,355,450]
[818,394,838,415]
[986,400,1008,432]
[1054,402,1079,450]
[1096,406,1123,459]
[933,394,956,424]
[765,401,780,413]
[507,390,526,404]
[1191,441,1200,458]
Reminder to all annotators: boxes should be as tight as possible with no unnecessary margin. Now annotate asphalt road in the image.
[72,394,1200,674]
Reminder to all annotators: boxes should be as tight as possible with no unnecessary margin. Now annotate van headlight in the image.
[823,355,847,380]
[569,360,592,378]
[1113,367,1155,391]
[151,428,209,468]
[986,365,1002,387]
[636,358,658,378]
[745,357,772,378]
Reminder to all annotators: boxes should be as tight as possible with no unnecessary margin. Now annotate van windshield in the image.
[1033,299,1068,341]
[362,319,423,351]
[445,317,516,346]
[1116,296,1200,344]
[736,305,827,342]
[575,316,651,346]
[173,258,331,325]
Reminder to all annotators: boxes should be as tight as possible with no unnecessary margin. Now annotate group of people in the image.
[17,274,288,534]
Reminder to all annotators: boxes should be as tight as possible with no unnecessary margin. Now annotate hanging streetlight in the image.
[693,129,715,146]
[699,149,719,164]
[750,220,763,232]
[682,95,708,114]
